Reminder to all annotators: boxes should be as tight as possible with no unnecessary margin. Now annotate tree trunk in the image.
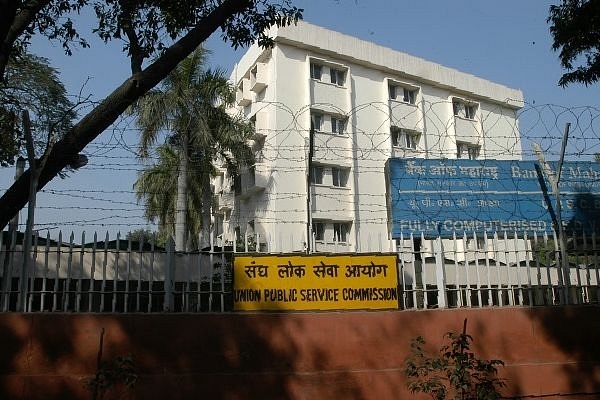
[174,139,188,252]
[200,172,212,250]
[0,0,252,231]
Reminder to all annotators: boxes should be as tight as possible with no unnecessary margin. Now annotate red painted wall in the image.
[1,307,599,399]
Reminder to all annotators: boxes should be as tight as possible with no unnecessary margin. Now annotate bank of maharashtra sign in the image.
[233,254,398,311]
[387,158,600,238]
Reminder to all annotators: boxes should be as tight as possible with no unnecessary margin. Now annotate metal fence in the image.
[1,229,599,313]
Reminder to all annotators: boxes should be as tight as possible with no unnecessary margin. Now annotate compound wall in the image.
[1,307,599,399]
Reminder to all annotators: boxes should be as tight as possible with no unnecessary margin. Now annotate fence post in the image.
[1,229,18,311]
[164,237,175,312]
[434,237,447,308]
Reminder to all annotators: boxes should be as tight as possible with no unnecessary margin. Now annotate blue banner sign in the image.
[387,158,600,238]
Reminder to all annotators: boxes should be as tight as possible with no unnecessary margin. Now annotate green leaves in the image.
[220,1,303,50]
[0,52,75,164]
[0,108,19,166]
[132,47,254,250]
[548,0,600,86]
[4,1,303,79]
[89,0,302,72]
[24,0,90,57]
[405,320,505,400]
[86,354,137,399]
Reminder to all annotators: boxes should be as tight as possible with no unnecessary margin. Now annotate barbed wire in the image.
[3,101,600,233]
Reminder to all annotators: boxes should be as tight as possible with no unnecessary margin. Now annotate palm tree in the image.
[132,47,254,251]
[134,144,203,246]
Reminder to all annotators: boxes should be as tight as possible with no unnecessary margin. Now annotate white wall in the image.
[222,21,524,253]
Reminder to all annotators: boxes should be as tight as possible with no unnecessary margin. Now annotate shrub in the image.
[404,319,505,400]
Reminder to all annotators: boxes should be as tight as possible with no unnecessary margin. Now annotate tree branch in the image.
[0,0,19,47]
[0,0,52,82]
[0,0,254,230]
[122,20,145,74]
[118,0,146,74]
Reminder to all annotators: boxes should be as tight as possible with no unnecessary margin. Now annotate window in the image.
[391,127,419,149]
[333,223,349,242]
[466,145,479,159]
[476,237,486,250]
[388,84,397,100]
[312,112,347,134]
[331,117,345,134]
[457,142,480,159]
[312,221,325,241]
[233,175,241,195]
[311,166,324,184]
[453,99,478,120]
[311,113,322,131]
[468,237,486,251]
[248,165,256,186]
[332,167,349,187]
[402,87,416,104]
[330,68,345,86]
[389,84,417,105]
[465,105,476,119]
[310,63,322,80]
[452,101,462,116]
[216,174,224,192]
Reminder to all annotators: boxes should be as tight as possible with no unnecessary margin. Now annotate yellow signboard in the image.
[233,254,399,311]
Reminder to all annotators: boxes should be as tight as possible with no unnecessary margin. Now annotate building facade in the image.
[213,21,524,255]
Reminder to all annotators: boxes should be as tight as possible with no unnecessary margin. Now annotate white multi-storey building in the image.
[213,21,524,254]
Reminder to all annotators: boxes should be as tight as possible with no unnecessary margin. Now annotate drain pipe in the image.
[306,124,315,254]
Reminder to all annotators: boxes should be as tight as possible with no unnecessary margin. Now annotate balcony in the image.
[250,63,268,93]
[313,241,353,253]
[310,185,353,221]
[215,191,234,212]
[310,79,347,110]
[236,78,252,106]
[454,116,481,144]
[391,146,421,159]
[312,131,352,166]
[238,163,269,198]
[389,100,422,131]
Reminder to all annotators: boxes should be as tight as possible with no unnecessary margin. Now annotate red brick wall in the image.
[1,307,599,399]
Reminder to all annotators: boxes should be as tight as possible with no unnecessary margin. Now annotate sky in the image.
[2,0,599,240]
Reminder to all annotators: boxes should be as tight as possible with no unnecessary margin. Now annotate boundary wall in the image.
[1,307,599,399]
